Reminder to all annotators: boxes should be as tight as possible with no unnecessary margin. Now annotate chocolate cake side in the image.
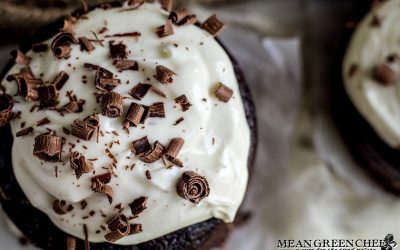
[0,3,258,249]
[331,0,400,195]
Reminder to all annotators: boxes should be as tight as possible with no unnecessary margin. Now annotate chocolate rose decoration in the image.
[177,171,210,204]
[0,94,13,127]
[101,92,123,118]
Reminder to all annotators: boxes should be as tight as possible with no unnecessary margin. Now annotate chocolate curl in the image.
[107,214,128,231]
[139,141,165,163]
[169,9,197,26]
[124,103,145,128]
[6,73,41,101]
[129,196,148,217]
[70,152,94,179]
[165,137,184,162]
[38,85,58,108]
[71,115,99,141]
[95,67,120,92]
[372,63,397,86]
[175,95,192,111]
[51,32,78,59]
[114,60,138,71]
[79,37,95,52]
[177,171,210,204]
[129,83,151,100]
[10,49,31,65]
[148,102,165,117]
[101,92,123,118]
[131,136,151,156]
[155,20,174,38]
[53,200,73,215]
[154,65,176,84]
[91,173,113,204]
[129,224,143,235]
[104,214,130,242]
[0,94,13,127]
[158,0,173,12]
[33,132,63,162]
[201,14,225,37]
[214,82,233,102]
[51,71,69,90]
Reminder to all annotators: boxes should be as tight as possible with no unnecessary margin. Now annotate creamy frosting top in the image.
[343,0,400,148]
[0,2,250,245]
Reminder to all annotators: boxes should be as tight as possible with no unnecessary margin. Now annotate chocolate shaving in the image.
[214,82,233,102]
[129,224,143,235]
[33,132,63,162]
[109,42,127,60]
[10,49,31,65]
[151,86,166,98]
[84,63,100,70]
[38,85,58,108]
[51,32,78,59]
[6,73,41,101]
[16,127,33,137]
[149,102,165,117]
[53,200,73,215]
[92,173,112,184]
[79,37,95,52]
[66,237,76,250]
[71,115,99,141]
[124,103,145,128]
[114,60,139,71]
[165,137,184,159]
[36,117,50,126]
[169,9,197,26]
[51,71,69,90]
[127,0,144,8]
[129,196,148,217]
[201,14,225,37]
[101,92,123,118]
[95,67,121,92]
[32,43,48,53]
[139,141,165,163]
[175,95,191,111]
[131,136,151,155]
[154,65,176,84]
[155,20,174,38]
[372,63,397,85]
[129,83,151,100]
[173,117,184,126]
[0,94,13,127]
[91,178,113,204]
[159,0,173,12]
[107,214,128,231]
[104,32,141,38]
[70,152,94,179]
[177,171,210,204]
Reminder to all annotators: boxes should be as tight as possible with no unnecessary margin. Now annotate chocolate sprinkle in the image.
[101,92,123,118]
[139,141,165,163]
[214,82,233,102]
[104,32,141,38]
[79,37,95,52]
[38,85,58,108]
[154,65,176,84]
[0,94,13,127]
[151,86,167,98]
[201,14,225,37]
[10,49,31,66]
[124,103,145,128]
[129,83,151,100]
[372,63,397,86]
[105,214,130,242]
[177,171,210,204]
[16,127,33,137]
[175,94,192,111]
[155,20,174,38]
[114,60,139,71]
[70,151,94,179]
[109,42,127,60]
[51,32,79,59]
[169,9,197,26]
[51,71,69,90]
[53,200,73,215]
[33,132,63,162]
[129,196,148,217]
[66,237,76,250]
[36,117,50,126]
[149,102,165,117]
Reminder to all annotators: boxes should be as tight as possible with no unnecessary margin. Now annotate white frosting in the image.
[343,0,400,148]
[0,3,250,245]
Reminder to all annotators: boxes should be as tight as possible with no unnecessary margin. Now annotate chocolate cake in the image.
[333,0,400,194]
[0,1,257,249]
